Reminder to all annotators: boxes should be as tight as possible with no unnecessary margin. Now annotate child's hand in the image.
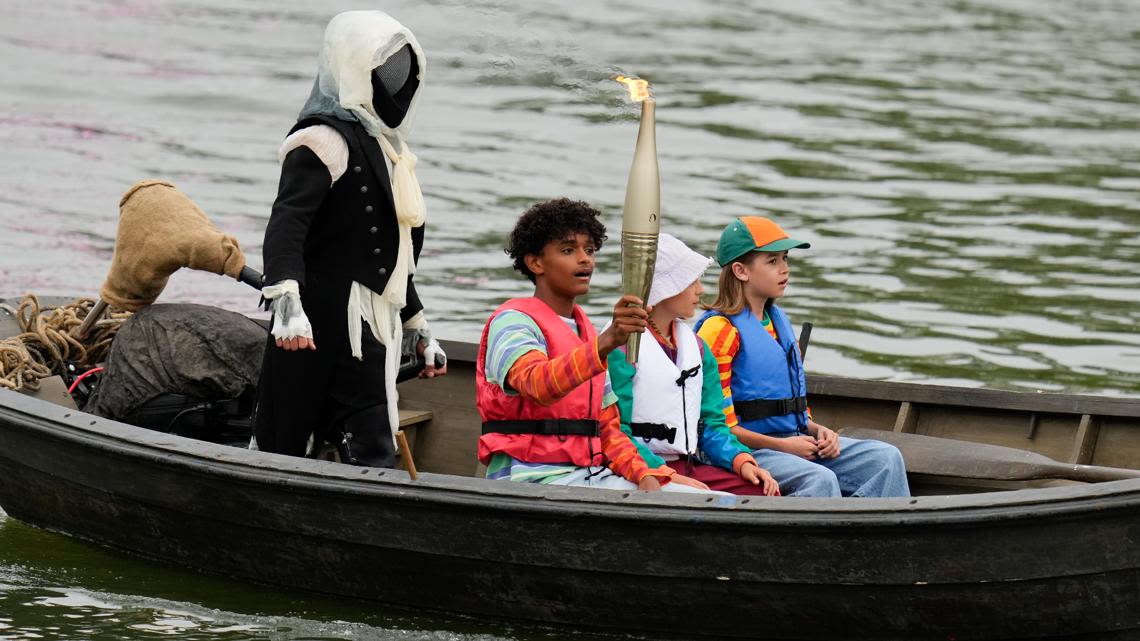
[597,294,648,356]
[740,462,781,496]
[637,475,662,492]
[780,435,820,461]
[813,424,841,459]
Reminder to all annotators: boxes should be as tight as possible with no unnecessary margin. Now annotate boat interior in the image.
[4,299,1139,497]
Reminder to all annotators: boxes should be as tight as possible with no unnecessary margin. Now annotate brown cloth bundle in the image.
[101,180,247,311]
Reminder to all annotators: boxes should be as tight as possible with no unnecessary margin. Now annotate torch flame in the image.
[614,75,652,103]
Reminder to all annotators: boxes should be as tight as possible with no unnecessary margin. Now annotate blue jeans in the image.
[752,436,910,498]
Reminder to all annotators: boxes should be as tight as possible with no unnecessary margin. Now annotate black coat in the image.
[262,115,424,323]
[255,115,421,462]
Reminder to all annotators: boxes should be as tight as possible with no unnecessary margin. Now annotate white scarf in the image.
[299,10,429,441]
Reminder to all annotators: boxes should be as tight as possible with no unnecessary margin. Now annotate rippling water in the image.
[2,0,1139,637]
[0,509,603,641]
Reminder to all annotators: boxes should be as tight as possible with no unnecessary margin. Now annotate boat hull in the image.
[2,389,1140,640]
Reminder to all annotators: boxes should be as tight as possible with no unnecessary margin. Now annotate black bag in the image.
[125,391,256,445]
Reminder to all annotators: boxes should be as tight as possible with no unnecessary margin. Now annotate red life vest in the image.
[476,297,604,467]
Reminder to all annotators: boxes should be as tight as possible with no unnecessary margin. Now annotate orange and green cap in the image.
[715,216,810,266]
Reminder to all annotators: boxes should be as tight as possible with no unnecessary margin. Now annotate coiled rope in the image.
[0,295,129,392]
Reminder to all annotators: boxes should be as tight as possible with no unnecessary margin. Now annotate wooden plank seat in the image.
[841,426,1140,488]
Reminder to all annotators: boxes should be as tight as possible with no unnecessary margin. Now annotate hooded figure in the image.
[255,10,446,467]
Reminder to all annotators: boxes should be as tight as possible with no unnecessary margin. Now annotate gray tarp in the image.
[87,304,266,420]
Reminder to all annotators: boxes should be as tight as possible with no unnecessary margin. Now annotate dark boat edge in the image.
[3,386,1140,526]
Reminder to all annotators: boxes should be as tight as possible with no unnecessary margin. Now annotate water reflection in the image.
[0,510,608,641]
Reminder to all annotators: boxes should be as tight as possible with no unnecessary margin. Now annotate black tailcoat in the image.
[255,116,424,463]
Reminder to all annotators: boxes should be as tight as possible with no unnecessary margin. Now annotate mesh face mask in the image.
[371,44,418,127]
[374,44,412,97]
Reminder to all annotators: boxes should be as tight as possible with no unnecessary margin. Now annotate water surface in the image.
[1,0,1138,638]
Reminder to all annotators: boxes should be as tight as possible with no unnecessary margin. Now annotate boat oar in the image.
[396,430,418,480]
[798,322,813,360]
[841,427,1140,484]
[75,179,263,338]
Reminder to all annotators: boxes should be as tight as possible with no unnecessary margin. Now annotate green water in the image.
[0,510,611,640]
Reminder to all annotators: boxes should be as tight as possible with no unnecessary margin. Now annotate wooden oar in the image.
[396,430,418,481]
[841,427,1140,484]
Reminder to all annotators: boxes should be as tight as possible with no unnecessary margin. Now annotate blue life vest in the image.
[695,305,807,436]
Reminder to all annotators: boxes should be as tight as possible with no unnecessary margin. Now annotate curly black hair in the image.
[506,198,608,283]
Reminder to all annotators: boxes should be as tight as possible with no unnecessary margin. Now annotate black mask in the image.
[371,44,419,128]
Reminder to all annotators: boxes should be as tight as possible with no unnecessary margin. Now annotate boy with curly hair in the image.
[476,198,708,492]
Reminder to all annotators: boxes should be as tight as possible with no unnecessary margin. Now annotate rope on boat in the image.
[0,295,129,392]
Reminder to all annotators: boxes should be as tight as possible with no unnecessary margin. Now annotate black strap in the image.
[675,365,701,386]
[629,422,677,442]
[735,396,808,422]
[481,419,598,437]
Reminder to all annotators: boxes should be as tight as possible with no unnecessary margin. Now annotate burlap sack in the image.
[100,180,246,311]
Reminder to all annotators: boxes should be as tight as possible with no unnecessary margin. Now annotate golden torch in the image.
[615,75,659,364]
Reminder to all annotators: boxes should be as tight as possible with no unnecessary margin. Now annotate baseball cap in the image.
[715,216,810,267]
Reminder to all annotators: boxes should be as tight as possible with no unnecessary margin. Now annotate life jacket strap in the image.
[481,419,599,437]
[735,396,808,422]
[674,365,700,386]
[628,422,678,442]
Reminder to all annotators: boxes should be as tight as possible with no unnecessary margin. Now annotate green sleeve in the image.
[606,348,667,469]
[697,340,750,468]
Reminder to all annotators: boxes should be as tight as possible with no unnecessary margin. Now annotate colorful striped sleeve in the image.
[484,310,547,390]
[695,314,741,428]
[505,338,608,407]
[598,402,672,484]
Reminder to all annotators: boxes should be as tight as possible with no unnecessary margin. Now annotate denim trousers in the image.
[751,436,910,497]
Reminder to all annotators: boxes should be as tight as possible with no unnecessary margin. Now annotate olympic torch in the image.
[615,75,659,364]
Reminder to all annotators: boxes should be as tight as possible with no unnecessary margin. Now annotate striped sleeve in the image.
[598,402,673,484]
[485,310,547,390]
[505,339,608,407]
[695,314,741,428]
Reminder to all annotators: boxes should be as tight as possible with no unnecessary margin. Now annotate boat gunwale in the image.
[3,388,1140,530]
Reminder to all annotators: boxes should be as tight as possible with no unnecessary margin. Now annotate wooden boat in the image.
[2,304,1140,640]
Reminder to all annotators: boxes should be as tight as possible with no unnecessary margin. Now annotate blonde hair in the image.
[703,253,761,316]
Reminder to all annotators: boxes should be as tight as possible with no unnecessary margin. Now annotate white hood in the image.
[299,10,426,140]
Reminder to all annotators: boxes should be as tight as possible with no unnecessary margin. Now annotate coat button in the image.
[369,226,378,234]
[353,166,362,173]
[360,186,368,194]
[373,248,381,255]
[365,205,373,213]
[378,267,387,276]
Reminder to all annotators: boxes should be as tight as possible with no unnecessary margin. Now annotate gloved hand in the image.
[263,279,316,351]
[403,314,447,378]
[419,336,447,378]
